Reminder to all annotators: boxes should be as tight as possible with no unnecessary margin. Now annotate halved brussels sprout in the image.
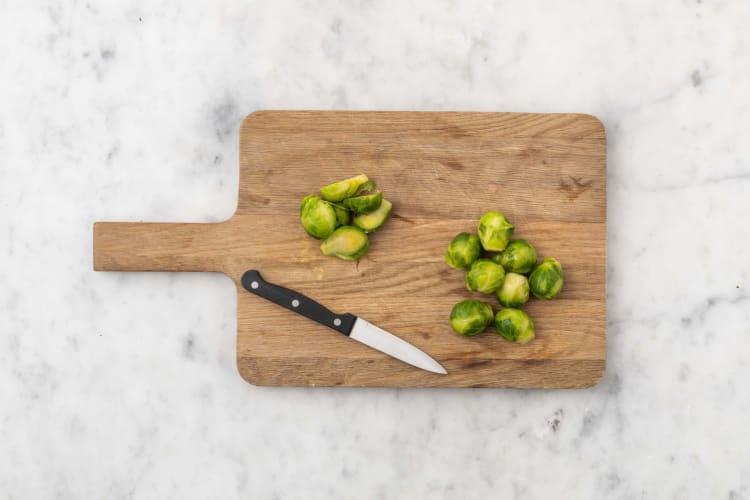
[320,226,369,260]
[465,259,506,294]
[494,308,535,344]
[353,199,392,233]
[498,239,537,274]
[445,232,481,270]
[477,211,514,252]
[300,195,337,239]
[328,202,351,227]
[529,257,564,299]
[343,190,383,214]
[496,272,530,307]
[449,299,494,336]
[320,174,369,202]
[354,179,375,195]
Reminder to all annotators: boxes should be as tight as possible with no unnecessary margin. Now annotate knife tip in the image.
[433,365,448,375]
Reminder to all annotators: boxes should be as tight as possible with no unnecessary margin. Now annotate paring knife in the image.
[241,270,447,375]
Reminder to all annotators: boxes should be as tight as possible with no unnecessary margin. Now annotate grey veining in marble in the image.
[1,1,749,498]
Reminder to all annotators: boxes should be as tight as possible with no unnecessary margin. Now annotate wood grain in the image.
[93,111,607,388]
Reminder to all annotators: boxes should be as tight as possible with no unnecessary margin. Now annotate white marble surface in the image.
[2,0,749,498]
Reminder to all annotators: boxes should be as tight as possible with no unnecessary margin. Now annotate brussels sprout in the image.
[354,179,376,195]
[497,239,537,274]
[445,232,481,270]
[496,272,530,307]
[494,308,535,344]
[328,203,351,227]
[300,195,337,239]
[353,199,392,232]
[477,211,514,251]
[343,190,383,214]
[320,174,369,202]
[320,226,369,260]
[529,257,564,299]
[465,259,506,294]
[449,300,494,336]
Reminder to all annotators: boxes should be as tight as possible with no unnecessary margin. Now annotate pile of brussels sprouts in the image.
[445,211,564,343]
[300,174,392,260]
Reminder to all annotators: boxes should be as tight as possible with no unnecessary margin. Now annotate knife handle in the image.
[241,270,356,336]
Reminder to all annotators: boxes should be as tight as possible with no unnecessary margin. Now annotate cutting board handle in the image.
[93,221,228,273]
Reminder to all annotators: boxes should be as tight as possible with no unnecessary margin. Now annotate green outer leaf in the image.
[342,190,383,214]
[488,252,503,264]
[300,194,317,211]
[327,202,351,227]
[354,179,376,195]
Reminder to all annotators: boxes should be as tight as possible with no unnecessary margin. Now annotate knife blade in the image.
[241,270,447,375]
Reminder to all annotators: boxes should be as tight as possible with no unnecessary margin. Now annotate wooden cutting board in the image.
[94,111,606,388]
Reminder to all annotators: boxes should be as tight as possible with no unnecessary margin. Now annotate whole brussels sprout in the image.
[329,202,351,227]
[465,259,506,294]
[320,174,369,202]
[343,190,383,214]
[449,300,494,336]
[497,239,537,274]
[445,232,481,270]
[477,211,514,251]
[353,199,392,233]
[300,195,337,239]
[320,226,369,260]
[496,272,530,307]
[529,257,564,299]
[494,308,535,344]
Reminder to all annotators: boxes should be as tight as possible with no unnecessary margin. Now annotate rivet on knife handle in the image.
[241,270,356,335]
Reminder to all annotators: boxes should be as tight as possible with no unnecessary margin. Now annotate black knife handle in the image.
[241,270,356,336]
